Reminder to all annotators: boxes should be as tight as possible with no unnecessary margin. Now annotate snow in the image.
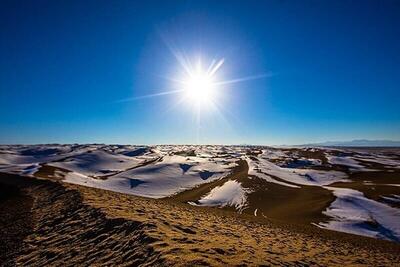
[326,155,366,169]
[354,156,400,168]
[261,149,288,160]
[189,180,250,211]
[21,163,41,176]
[111,155,235,198]
[0,144,97,170]
[304,158,322,166]
[293,169,349,186]
[381,195,400,204]
[318,187,400,242]
[50,152,237,198]
[247,155,348,187]
[62,171,144,196]
[1,144,399,243]
[49,149,145,177]
[246,157,300,188]
[0,163,41,177]
[0,145,239,198]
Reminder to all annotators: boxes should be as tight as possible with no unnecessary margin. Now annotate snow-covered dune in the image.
[247,152,349,187]
[1,144,399,243]
[111,155,236,198]
[49,149,145,177]
[318,187,400,242]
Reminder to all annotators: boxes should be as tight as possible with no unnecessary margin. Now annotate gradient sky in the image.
[1,0,399,145]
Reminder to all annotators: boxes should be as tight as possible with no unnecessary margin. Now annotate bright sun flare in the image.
[119,53,267,141]
[183,72,216,103]
[122,53,267,109]
[178,58,224,106]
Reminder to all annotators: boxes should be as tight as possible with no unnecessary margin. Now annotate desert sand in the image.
[1,172,399,266]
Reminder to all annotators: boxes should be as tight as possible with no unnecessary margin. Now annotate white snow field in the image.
[0,145,238,198]
[49,149,146,177]
[109,154,237,198]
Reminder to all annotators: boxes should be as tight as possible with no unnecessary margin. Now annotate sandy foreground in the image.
[1,172,400,266]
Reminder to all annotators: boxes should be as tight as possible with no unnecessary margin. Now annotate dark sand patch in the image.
[0,173,162,266]
[0,182,33,266]
[242,176,335,224]
[169,159,335,225]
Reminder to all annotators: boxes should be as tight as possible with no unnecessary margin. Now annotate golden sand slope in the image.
[1,173,400,266]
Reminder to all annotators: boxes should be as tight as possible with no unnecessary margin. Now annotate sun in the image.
[183,71,216,104]
[175,58,224,106]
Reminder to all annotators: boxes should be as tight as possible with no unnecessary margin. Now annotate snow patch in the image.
[326,155,372,171]
[247,156,348,187]
[318,187,400,242]
[189,180,250,211]
[49,150,144,177]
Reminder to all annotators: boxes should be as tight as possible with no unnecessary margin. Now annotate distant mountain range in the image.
[301,139,400,147]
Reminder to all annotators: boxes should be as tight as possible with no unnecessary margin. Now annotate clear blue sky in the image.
[1,0,399,145]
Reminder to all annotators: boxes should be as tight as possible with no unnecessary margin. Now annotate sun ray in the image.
[115,89,183,103]
[206,59,217,74]
[208,58,224,77]
[214,73,272,86]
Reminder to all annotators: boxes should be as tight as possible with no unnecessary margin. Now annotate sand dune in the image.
[1,144,400,243]
[1,173,399,266]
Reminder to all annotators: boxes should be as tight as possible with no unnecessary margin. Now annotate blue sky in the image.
[1,0,399,145]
